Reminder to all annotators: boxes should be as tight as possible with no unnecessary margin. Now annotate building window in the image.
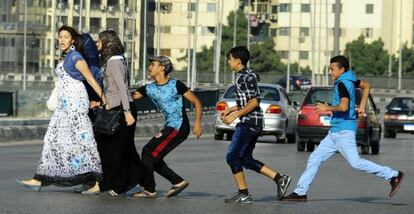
[279,4,291,12]
[160,26,171,33]
[202,26,215,35]
[364,28,373,38]
[279,27,290,36]
[299,51,309,60]
[331,4,342,13]
[270,29,277,37]
[300,27,309,36]
[107,18,119,32]
[160,49,171,57]
[188,2,196,12]
[366,4,374,14]
[330,28,344,37]
[90,18,101,34]
[207,3,216,12]
[301,4,310,13]
[271,5,278,14]
[280,51,289,59]
[160,2,172,13]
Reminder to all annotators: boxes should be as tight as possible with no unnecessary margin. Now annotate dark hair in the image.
[98,30,125,66]
[80,33,100,67]
[58,26,83,54]
[330,55,349,72]
[227,46,250,66]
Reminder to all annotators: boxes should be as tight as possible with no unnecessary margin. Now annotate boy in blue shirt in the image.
[282,55,403,202]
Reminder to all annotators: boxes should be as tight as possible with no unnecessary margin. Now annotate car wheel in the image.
[371,142,380,155]
[226,131,234,141]
[214,129,224,140]
[361,145,369,154]
[306,142,315,152]
[384,129,396,138]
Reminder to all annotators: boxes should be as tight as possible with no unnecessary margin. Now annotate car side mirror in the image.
[375,109,380,114]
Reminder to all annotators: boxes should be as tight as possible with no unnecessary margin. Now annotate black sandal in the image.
[166,181,189,197]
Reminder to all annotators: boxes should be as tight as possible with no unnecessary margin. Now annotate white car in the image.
[214,83,299,143]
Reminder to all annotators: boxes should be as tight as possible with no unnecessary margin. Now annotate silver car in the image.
[214,83,298,143]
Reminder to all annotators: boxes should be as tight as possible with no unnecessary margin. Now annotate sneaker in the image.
[389,171,404,197]
[281,192,307,202]
[224,192,253,204]
[276,175,292,200]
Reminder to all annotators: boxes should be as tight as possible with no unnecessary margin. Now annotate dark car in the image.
[296,86,382,154]
[277,75,311,91]
[383,96,414,138]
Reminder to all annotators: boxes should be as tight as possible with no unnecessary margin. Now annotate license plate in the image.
[320,116,331,126]
[403,124,414,131]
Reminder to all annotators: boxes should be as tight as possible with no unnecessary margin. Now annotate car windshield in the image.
[388,97,414,110]
[303,88,362,105]
[223,86,280,101]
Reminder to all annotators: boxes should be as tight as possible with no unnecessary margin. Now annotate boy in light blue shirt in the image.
[282,55,404,202]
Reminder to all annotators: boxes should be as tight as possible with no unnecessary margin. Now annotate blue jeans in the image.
[226,123,264,174]
[294,130,398,195]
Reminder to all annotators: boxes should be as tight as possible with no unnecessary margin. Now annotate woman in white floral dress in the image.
[16,26,104,193]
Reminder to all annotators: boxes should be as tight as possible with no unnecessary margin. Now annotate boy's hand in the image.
[193,121,202,138]
[220,107,230,120]
[315,103,330,113]
[222,112,237,125]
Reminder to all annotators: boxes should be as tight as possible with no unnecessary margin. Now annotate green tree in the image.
[398,43,414,77]
[344,35,389,76]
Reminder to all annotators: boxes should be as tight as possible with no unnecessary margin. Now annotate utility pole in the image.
[325,0,329,85]
[142,0,148,85]
[286,0,293,93]
[232,0,238,83]
[23,0,27,91]
[187,0,192,87]
[333,0,341,56]
[78,0,83,32]
[247,0,251,51]
[156,0,161,55]
[191,0,199,90]
[398,0,402,90]
[311,0,316,85]
[388,1,394,77]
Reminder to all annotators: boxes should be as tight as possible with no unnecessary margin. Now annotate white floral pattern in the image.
[34,62,102,186]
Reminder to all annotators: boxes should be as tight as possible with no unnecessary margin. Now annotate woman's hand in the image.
[124,111,135,126]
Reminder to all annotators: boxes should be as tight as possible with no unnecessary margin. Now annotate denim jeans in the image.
[294,130,398,195]
[226,123,264,174]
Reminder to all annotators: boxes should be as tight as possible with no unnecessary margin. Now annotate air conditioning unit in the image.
[125,29,130,35]
[108,6,115,12]
[74,4,79,11]
[270,14,277,21]
[125,7,130,13]
[100,4,106,11]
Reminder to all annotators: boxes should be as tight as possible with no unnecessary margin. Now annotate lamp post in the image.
[23,0,27,91]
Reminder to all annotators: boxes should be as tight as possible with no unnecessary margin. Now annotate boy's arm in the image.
[316,98,349,113]
[357,80,371,115]
[222,98,259,125]
[183,90,203,138]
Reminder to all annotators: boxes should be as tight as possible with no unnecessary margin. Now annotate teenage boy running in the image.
[132,56,202,198]
[282,55,404,202]
[222,46,291,204]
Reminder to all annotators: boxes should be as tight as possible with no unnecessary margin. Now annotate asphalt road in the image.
[1,133,413,214]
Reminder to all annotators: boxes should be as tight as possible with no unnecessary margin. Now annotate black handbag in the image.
[93,106,122,135]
